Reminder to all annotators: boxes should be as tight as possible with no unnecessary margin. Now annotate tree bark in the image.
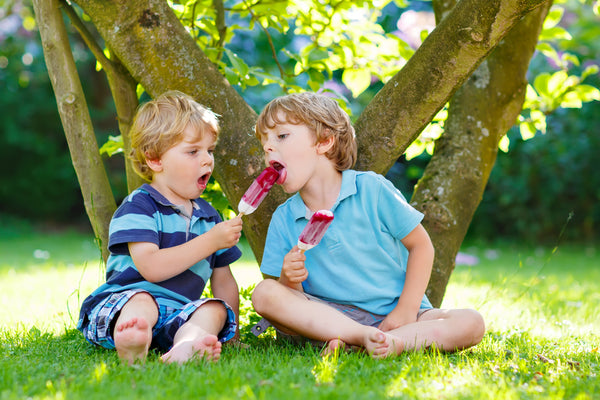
[72,0,278,261]
[32,0,116,261]
[69,0,551,269]
[61,1,144,193]
[413,0,553,307]
[354,0,551,173]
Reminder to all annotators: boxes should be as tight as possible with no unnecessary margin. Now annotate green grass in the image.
[0,227,598,399]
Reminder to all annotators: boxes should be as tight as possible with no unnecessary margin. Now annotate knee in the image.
[463,309,486,344]
[128,292,156,308]
[251,279,281,314]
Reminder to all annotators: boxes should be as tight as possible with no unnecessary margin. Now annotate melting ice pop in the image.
[297,210,334,252]
[238,166,281,216]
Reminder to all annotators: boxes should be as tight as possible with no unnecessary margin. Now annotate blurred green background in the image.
[1,0,598,245]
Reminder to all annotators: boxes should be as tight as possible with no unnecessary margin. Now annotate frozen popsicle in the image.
[238,166,281,216]
[297,209,334,252]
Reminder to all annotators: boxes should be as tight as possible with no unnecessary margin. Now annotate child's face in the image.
[261,113,321,194]
[149,125,215,205]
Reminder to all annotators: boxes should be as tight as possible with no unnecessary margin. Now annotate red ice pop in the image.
[297,210,334,252]
[238,166,281,216]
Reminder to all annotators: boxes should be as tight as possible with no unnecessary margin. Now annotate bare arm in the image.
[211,265,240,340]
[379,224,434,331]
[129,216,243,282]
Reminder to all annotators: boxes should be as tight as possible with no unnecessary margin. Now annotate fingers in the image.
[282,247,307,283]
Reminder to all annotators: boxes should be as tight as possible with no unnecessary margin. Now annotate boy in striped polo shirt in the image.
[78,91,243,365]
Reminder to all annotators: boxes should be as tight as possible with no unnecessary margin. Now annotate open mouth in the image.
[198,172,211,188]
[270,161,287,185]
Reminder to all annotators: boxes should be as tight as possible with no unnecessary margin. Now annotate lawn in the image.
[0,224,598,399]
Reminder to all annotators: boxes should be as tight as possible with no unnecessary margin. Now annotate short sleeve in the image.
[108,192,160,254]
[259,208,295,277]
[375,175,423,239]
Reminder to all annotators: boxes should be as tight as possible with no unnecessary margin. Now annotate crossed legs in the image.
[252,279,485,358]
[252,279,397,358]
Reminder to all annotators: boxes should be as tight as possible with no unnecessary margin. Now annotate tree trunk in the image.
[61,1,144,192]
[414,0,552,307]
[354,0,550,173]
[72,0,277,261]
[32,0,117,261]
[53,0,553,302]
[70,0,550,270]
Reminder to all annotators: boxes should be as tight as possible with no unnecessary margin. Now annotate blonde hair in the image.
[255,92,357,171]
[129,91,220,181]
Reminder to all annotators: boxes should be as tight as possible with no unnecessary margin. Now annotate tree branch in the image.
[60,0,143,192]
[32,0,116,261]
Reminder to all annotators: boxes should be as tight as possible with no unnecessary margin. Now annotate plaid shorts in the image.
[80,289,237,352]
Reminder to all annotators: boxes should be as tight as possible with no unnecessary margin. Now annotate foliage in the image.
[2,0,599,240]
[0,1,126,222]
[468,98,600,243]
[171,0,412,99]
[465,1,600,242]
[0,6,81,220]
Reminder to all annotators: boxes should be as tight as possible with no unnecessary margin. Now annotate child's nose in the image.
[262,139,274,153]
[202,151,214,165]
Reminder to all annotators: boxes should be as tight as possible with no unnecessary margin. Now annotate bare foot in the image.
[114,317,153,365]
[161,334,222,364]
[363,328,403,359]
[321,338,347,357]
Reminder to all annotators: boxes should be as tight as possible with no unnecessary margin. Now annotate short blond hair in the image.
[129,91,219,181]
[255,92,357,171]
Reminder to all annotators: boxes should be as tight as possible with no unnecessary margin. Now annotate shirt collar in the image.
[139,183,207,218]
[289,170,358,221]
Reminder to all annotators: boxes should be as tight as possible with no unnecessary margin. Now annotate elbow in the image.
[137,269,164,283]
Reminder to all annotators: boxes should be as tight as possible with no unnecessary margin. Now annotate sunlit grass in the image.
[446,242,600,337]
[1,228,598,399]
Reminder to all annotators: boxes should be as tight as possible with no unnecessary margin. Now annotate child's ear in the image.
[316,134,335,155]
[145,155,163,172]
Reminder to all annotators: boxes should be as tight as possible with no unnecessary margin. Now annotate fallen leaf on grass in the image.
[537,354,554,364]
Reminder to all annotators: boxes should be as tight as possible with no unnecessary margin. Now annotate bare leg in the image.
[252,279,395,358]
[384,308,485,353]
[113,292,159,365]
[161,301,227,364]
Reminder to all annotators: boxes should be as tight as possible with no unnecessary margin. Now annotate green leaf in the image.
[533,73,552,98]
[542,6,564,30]
[582,65,600,81]
[498,135,510,153]
[539,26,572,42]
[547,70,568,94]
[519,121,537,140]
[573,84,600,102]
[536,43,560,65]
[560,91,583,108]
[342,68,371,98]
[404,142,426,161]
[99,135,124,157]
[224,48,249,77]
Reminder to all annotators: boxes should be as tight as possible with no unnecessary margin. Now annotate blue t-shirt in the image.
[79,184,242,319]
[260,170,432,315]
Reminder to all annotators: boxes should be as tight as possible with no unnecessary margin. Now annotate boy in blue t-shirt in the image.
[251,92,485,357]
[78,91,243,365]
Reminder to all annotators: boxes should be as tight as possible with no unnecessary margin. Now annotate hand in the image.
[280,246,308,284]
[209,216,243,250]
[378,308,417,332]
